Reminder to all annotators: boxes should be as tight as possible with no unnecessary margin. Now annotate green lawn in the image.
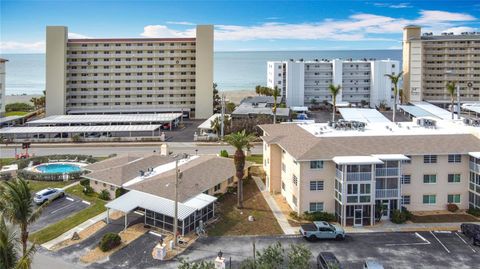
[0,158,15,167]
[26,180,73,193]
[29,184,107,244]
[246,154,263,165]
[5,111,29,117]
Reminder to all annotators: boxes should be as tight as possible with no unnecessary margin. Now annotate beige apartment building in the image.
[403,25,480,104]
[0,58,7,116]
[260,119,480,227]
[45,25,213,119]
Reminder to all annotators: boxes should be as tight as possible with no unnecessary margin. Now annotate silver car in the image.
[34,188,65,204]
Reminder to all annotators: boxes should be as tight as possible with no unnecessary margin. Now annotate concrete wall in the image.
[91,180,117,199]
[370,60,400,108]
[285,61,305,107]
[46,26,67,116]
[299,160,337,214]
[402,26,422,103]
[0,60,6,116]
[194,25,214,119]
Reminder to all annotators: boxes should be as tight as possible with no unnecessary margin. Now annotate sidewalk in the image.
[344,220,480,233]
[42,211,107,250]
[252,176,298,235]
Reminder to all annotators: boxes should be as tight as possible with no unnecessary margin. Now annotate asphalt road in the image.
[30,194,89,232]
[1,143,263,158]
[33,231,480,269]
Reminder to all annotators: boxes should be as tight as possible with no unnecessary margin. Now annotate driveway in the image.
[85,231,480,269]
[31,195,89,232]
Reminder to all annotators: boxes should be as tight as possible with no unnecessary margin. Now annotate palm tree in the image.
[272,86,280,124]
[224,130,255,208]
[385,71,403,123]
[446,82,456,120]
[0,214,37,269]
[0,179,44,257]
[328,84,341,122]
[255,85,262,95]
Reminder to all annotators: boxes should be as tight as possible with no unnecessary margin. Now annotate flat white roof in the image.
[198,113,223,130]
[339,108,390,123]
[290,106,309,112]
[463,105,480,114]
[0,125,161,134]
[469,152,480,159]
[105,190,216,220]
[398,105,438,118]
[411,101,453,120]
[333,156,383,165]
[28,113,182,125]
[67,108,190,114]
[371,154,410,161]
[0,115,24,123]
[328,101,350,107]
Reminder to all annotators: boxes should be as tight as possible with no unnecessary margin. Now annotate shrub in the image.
[447,203,459,212]
[80,178,90,187]
[83,185,94,195]
[467,208,480,217]
[391,209,407,224]
[302,211,336,222]
[5,102,33,112]
[71,134,82,143]
[115,187,128,198]
[401,206,413,220]
[99,189,111,200]
[219,149,229,158]
[289,211,300,220]
[98,232,121,252]
[226,186,236,194]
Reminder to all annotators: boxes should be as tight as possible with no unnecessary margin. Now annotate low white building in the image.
[267,59,399,109]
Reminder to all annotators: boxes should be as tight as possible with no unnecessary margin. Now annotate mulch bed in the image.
[410,213,479,223]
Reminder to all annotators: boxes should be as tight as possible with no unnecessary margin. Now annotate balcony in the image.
[346,172,372,181]
[335,169,343,179]
[375,189,399,199]
[375,168,400,177]
[470,161,480,173]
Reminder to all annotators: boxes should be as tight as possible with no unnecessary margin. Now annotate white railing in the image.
[376,189,399,199]
[346,172,372,181]
[335,169,343,179]
[376,168,400,177]
[470,161,480,173]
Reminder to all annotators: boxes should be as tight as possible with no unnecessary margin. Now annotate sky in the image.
[1,0,480,53]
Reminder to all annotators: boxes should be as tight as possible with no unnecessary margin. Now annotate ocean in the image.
[0,50,402,95]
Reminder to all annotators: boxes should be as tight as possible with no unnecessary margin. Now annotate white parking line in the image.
[66,197,74,202]
[430,231,451,253]
[455,232,477,253]
[81,200,91,205]
[385,232,431,246]
[49,202,78,215]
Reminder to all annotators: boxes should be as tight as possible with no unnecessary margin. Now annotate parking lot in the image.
[79,230,480,269]
[31,194,89,232]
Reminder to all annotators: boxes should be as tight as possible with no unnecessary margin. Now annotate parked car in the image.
[461,223,480,246]
[161,123,171,130]
[300,221,345,241]
[33,188,65,205]
[363,259,384,269]
[33,134,46,139]
[317,252,343,269]
[54,132,68,138]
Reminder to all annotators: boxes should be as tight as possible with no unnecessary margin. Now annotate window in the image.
[448,174,461,183]
[448,194,461,204]
[281,181,285,190]
[310,181,324,191]
[448,154,462,163]
[423,174,437,184]
[292,175,298,186]
[402,195,411,205]
[282,163,286,172]
[292,195,297,206]
[310,160,324,169]
[424,155,437,163]
[214,183,221,192]
[401,175,411,184]
[309,202,324,212]
[423,195,436,204]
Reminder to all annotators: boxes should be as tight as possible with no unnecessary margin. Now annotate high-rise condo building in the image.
[0,58,7,117]
[403,25,480,104]
[267,59,399,108]
[45,25,213,119]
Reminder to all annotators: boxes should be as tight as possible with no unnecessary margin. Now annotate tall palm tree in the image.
[328,84,341,122]
[224,130,255,208]
[446,82,456,120]
[0,179,44,256]
[255,85,262,95]
[272,86,280,124]
[385,71,403,123]
[0,214,36,269]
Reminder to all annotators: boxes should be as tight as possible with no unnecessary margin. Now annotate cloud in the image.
[166,21,195,26]
[373,2,411,9]
[140,25,196,38]
[0,41,45,53]
[68,32,92,39]
[442,26,477,35]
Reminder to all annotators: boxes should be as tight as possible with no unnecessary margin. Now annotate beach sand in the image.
[6,94,41,105]
[221,89,256,104]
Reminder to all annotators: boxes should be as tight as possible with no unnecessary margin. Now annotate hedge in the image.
[14,154,97,169]
[302,211,336,222]
[17,169,85,181]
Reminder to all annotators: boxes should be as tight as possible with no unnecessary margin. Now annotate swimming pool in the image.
[35,163,82,174]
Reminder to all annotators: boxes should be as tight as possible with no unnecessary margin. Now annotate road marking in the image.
[434,231,451,234]
[149,231,163,237]
[455,232,477,253]
[385,232,431,246]
[66,197,74,202]
[81,200,91,205]
[430,231,450,253]
[49,202,77,215]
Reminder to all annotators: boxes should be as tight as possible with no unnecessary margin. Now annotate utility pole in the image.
[221,94,225,141]
[173,158,179,248]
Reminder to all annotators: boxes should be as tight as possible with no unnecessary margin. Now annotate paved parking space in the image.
[31,195,89,232]
[420,231,478,255]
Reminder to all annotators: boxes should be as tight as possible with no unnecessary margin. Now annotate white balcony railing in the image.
[470,161,480,173]
[376,168,400,177]
[376,189,399,199]
[346,172,372,181]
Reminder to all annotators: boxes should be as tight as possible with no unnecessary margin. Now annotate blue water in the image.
[0,50,402,94]
[36,163,82,174]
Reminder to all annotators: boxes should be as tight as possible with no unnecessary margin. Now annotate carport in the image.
[105,190,217,235]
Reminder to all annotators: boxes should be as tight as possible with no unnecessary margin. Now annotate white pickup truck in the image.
[300,221,346,241]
